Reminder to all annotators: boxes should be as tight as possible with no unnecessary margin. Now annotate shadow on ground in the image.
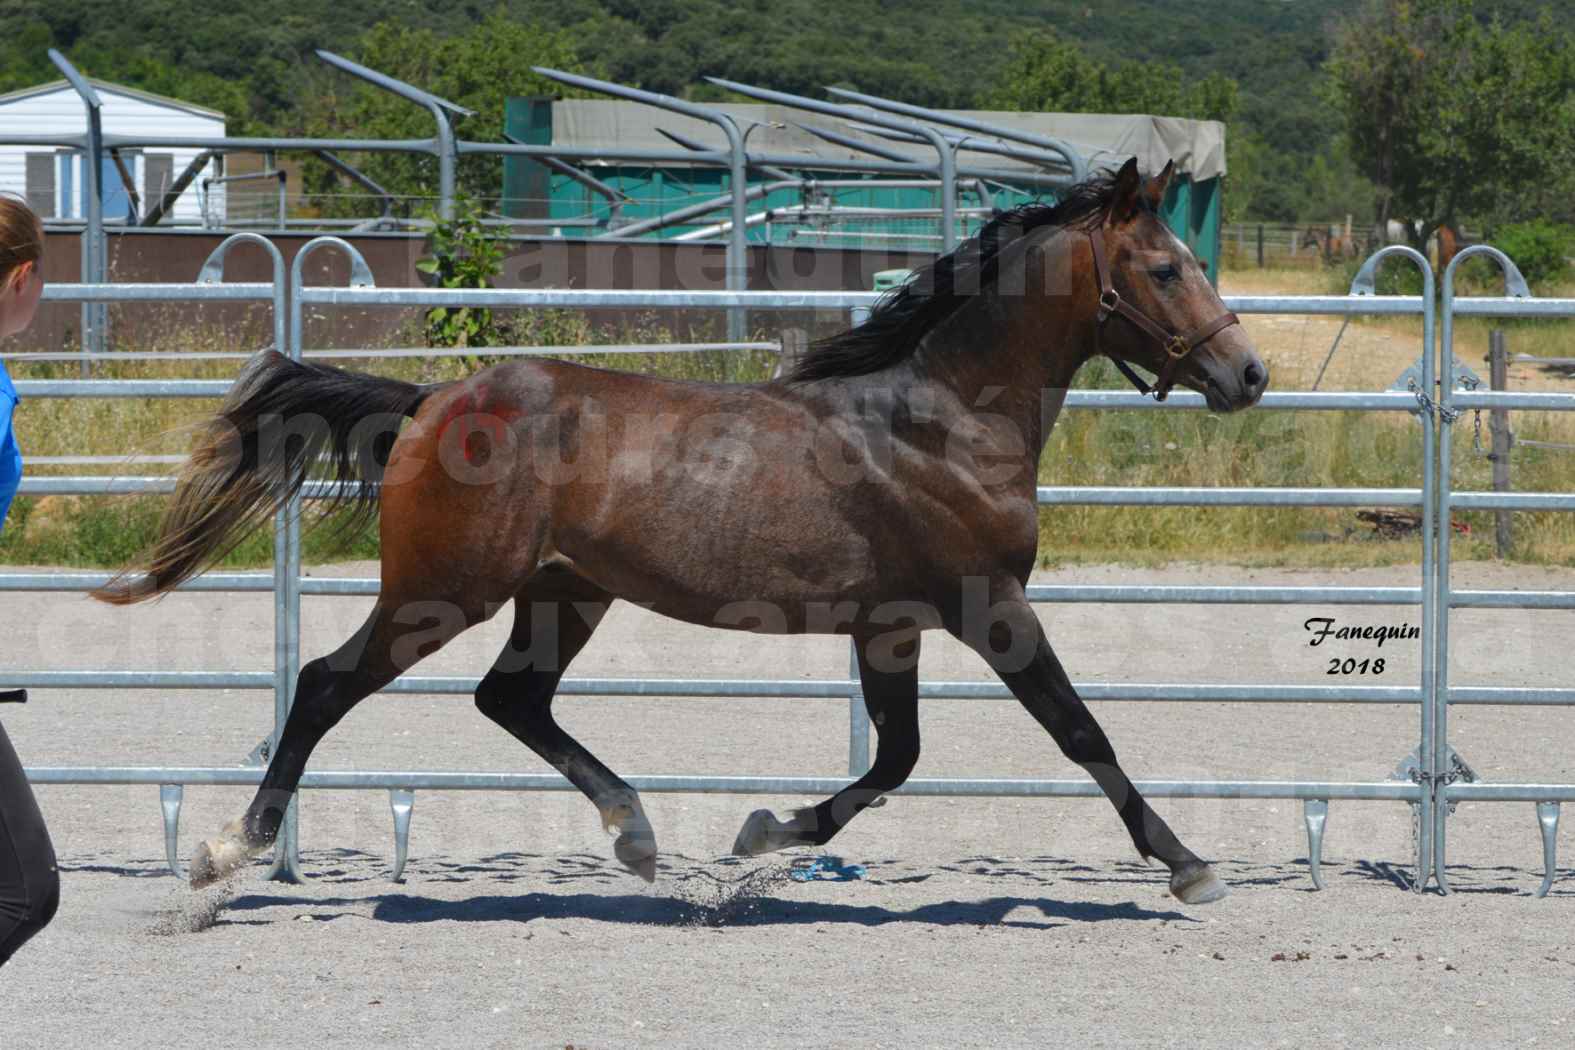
[220,889,1195,929]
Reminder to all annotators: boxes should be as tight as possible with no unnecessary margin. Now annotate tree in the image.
[984,31,1249,217]
[985,31,1238,123]
[296,9,593,212]
[1328,0,1575,251]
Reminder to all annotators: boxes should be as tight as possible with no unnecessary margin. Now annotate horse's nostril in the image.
[1243,362,1264,388]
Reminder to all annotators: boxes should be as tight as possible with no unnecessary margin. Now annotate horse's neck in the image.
[906,284,1090,461]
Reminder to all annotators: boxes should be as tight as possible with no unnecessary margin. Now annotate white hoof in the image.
[733,808,793,857]
[189,817,262,889]
[1171,863,1229,905]
[190,836,252,889]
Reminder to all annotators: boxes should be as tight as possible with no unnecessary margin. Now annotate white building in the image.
[0,78,224,225]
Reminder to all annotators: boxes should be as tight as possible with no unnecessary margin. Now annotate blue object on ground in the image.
[788,855,867,882]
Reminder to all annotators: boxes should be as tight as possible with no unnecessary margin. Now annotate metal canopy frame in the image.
[703,76,960,252]
[11,50,1094,261]
[314,49,471,220]
[824,85,1087,182]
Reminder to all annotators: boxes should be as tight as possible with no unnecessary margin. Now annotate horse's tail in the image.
[93,350,446,605]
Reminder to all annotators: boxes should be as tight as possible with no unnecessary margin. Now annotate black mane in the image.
[788,171,1126,383]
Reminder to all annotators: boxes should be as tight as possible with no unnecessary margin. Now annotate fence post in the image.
[773,327,807,380]
[848,641,870,776]
[1256,225,1264,269]
[1489,329,1512,557]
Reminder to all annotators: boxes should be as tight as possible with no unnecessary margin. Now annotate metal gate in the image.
[10,236,1568,895]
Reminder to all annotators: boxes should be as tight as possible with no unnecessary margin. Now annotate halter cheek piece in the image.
[1087,229,1241,401]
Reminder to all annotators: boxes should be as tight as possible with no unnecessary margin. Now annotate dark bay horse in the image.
[96,158,1267,905]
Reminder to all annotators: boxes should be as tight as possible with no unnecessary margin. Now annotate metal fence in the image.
[1433,246,1575,897]
[9,236,1568,895]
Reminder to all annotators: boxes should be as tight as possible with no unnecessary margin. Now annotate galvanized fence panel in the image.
[14,239,1464,891]
[1436,246,1575,897]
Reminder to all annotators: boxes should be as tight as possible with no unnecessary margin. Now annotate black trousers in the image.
[0,719,58,966]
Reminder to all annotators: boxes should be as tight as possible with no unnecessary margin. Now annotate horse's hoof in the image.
[732,808,791,857]
[1171,862,1228,905]
[614,830,658,883]
[190,836,248,889]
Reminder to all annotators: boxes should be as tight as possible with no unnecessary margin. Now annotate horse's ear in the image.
[1143,160,1175,210]
[1110,157,1143,222]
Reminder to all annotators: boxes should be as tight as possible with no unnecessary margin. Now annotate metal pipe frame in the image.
[2,135,1073,196]
[289,285,1428,316]
[657,125,798,182]
[502,135,631,227]
[593,178,790,240]
[530,67,752,341]
[594,178,979,242]
[703,77,959,253]
[313,151,396,231]
[200,168,287,231]
[16,50,1079,248]
[846,119,1077,174]
[140,150,216,228]
[23,768,1423,803]
[642,119,1071,192]
[795,122,918,164]
[1434,249,1575,896]
[674,205,996,244]
[1353,247,1440,890]
[6,244,1462,894]
[107,149,142,222]
[314,50,469,220]
[49,49,106,364]
[824,85,1087,181]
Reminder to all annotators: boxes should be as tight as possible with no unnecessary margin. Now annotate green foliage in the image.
[8,0,1572,231]
[1490,220,1574,291]
[1327,254,1426,297]
[298,9,590,209]
[415,197,510,351]
[985,31,1239,123]
[0,16,260,133]
[983,31,1267,222]
[1328,0,1575,248]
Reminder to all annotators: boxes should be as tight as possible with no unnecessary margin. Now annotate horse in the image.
[94,158,1267,905]
[1298,224,1353,266]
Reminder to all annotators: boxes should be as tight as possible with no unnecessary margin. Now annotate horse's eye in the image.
[1150,265,1181,284]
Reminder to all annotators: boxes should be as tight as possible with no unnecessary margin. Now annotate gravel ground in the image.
[3,559,1574,1049]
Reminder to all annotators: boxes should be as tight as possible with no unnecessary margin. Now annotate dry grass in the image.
[3,272,1574,570]
[1037,263,1575,567]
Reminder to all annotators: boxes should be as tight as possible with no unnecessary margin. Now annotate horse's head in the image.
[1089,159,1267,412]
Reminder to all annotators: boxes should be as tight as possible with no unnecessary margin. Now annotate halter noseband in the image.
[1087,228,1241,401]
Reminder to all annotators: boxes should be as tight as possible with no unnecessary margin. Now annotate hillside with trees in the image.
[1,0,1571,234]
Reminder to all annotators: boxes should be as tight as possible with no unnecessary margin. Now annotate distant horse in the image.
[1299,224,1353,265]
[1435,224,1463,273]
[96,159,1266,905]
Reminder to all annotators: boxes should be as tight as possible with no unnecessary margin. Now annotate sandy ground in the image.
[3,559,1574,1049]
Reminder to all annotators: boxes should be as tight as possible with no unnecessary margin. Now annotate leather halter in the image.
[1087,229,1241,401]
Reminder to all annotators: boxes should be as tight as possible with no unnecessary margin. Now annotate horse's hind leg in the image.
[190,591,485,887]
[473,579,658,880]
[733,628,921,856]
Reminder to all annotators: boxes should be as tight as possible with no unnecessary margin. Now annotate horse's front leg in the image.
[950,581,1226,904]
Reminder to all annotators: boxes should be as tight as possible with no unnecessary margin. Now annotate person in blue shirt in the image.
[0,195,41,530]
[0,352,22,529]
[0,193,57,968]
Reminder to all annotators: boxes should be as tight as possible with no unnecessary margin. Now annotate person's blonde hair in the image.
[0,193,44,290]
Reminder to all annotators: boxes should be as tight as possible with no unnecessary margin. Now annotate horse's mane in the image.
[787,171,1125,383]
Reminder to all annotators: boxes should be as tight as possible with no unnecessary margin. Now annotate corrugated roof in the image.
[553,101,1226,180]
[0,78,225,121]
